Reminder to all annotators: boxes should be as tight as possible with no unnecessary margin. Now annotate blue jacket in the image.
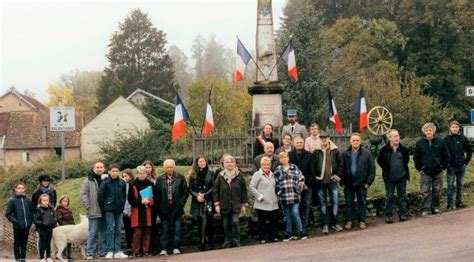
[5,193,34,229]
[98,176,126,214]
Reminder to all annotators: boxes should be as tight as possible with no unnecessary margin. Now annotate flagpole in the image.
[236,36,267,82]
[266,36,294,80]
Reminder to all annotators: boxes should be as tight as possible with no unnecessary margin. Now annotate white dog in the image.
[51,214,88,261]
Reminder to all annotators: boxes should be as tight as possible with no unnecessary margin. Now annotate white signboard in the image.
[466,86,474,97]
[50,107,76,131]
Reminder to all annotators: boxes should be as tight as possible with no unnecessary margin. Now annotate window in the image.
[21,152,30,162]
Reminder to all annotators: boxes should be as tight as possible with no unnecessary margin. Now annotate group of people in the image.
[4,109,471,261]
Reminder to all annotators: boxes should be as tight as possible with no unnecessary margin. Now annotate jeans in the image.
[256,209,278,241]
[160,216,182,250]
[221,212,240,247]
[282,203,304,234]
[384,178,407,217]
[299,187,312,227]
[421,172,443,212]
[105,212,123,253]
[344,186,367,223]
[13,227,30,260]
[87,217,107,257]
[38,228,53,259]
[447,165,466,206]
[317,182,339,226]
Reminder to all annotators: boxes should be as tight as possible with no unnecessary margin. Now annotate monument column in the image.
[249,0,286,129]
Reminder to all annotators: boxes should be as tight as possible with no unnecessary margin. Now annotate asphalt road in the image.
[160,208,474,262]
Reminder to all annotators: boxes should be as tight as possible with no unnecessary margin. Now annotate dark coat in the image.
[414,136,450,176]
[341,147,376,187]
[253,136,280,158]
[98,176,126,214]
[128,179,156,228]
[377,142,410,182]
[444,133,472,168]
[313,145,343,184]
[155,172,189,219]
[55,205,75,225]
[213,170,248,215]
[189,168,214,217]
[33,206,57,231]
[289,149,315,186]
[31,186,57,208]
[5,193,34,229]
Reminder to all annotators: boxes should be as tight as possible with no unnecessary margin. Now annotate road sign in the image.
[466,86,474,97]
[50,107,76,131]
[471,109,474,124]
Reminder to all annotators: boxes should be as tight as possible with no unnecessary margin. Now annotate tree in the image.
[96,8,178,113]
[47,83,74,106]
[191,34,234,80]
[168,45,193,98]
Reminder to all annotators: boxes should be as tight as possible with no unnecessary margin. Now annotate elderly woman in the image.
[250,156,279,244]
[274,151,307,241]
[213,155,248,248]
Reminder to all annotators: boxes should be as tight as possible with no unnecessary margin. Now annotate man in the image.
[254,123,280,158]
[156,159,189,256]
[275,133,294,154]
[80,162,108,259]
[254,142,280,172]
[414,123,450,217]
[341,133,375,230]
[304,124,321,153]
[313,131,344,234]
[377,129,410,223]
[444,121,472,209]
[289,136,314,228]
[281,109,308,140]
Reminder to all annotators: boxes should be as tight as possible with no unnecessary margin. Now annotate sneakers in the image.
[260,240,266,244]
[298,232,308,240]
[385,216,393,224]
[173,248,181,255]
[114,251,128,259]
[421,211,429,218]
[283,233,292,242]
[345,221,353,230]
[456,203,467,209]
[322,225,329,235]
[85,255,94,260]
[399,215,408,222]
[432,208,441,215]
[359,222,366,230]
[105,252,114,259]
[159,250,168,256]
[331,224,343,232]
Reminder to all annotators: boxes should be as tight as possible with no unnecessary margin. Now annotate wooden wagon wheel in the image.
[367,106,393,136]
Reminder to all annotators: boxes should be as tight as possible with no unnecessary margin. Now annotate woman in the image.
[254,123,280,158]
[128,166,156,257]
[213,155,248,248]
[274,151,307,241]
[142,160,158,254]
[250,156,279,244]
[142,160,158,184]
[189,156,215,251]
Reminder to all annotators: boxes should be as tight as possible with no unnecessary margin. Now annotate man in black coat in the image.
[155,159,189,256]
[289,136,314,227]
[444,120,472,209]
[414,123,450,217]
[341,133,375,230]
[377,129,410,223]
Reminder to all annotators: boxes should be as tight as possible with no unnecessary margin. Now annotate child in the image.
[122,169,135,256]
[5,182,34,261]
[128,166,155,257]
[55,195,75,259]
[34,193,57,261]
[98,164,128,259]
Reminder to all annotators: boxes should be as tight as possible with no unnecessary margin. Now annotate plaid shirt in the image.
[166,175,173,205]
[274,164,305,205]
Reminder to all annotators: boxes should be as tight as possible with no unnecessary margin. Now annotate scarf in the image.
[222,169,238,184]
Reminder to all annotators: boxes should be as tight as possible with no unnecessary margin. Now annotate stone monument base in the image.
[248,81,286,129]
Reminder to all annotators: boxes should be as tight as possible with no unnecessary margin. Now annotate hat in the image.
[38,175,52,182]
[287,109,298,116]
[319,131,330,138]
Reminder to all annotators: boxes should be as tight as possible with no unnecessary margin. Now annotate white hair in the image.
[163,159,176,168]
[223,154,236,163]
[386,129,399,139]
[422,123,436,133]
[136,165,147,173]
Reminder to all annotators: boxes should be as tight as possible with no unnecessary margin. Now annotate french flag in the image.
[172,94,190,141]
[235,38,252,82]
[328,89,343,133]
[202,91,214,137]
[281,39,298,81]
[353,88,368,133]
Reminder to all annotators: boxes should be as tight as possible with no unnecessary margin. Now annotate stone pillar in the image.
[249,0,286,129]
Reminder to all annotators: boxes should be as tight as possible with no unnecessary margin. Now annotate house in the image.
[0,110,82,169]
[126,88,174,107]
[80,96,150,161]
[0,89,48,113]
